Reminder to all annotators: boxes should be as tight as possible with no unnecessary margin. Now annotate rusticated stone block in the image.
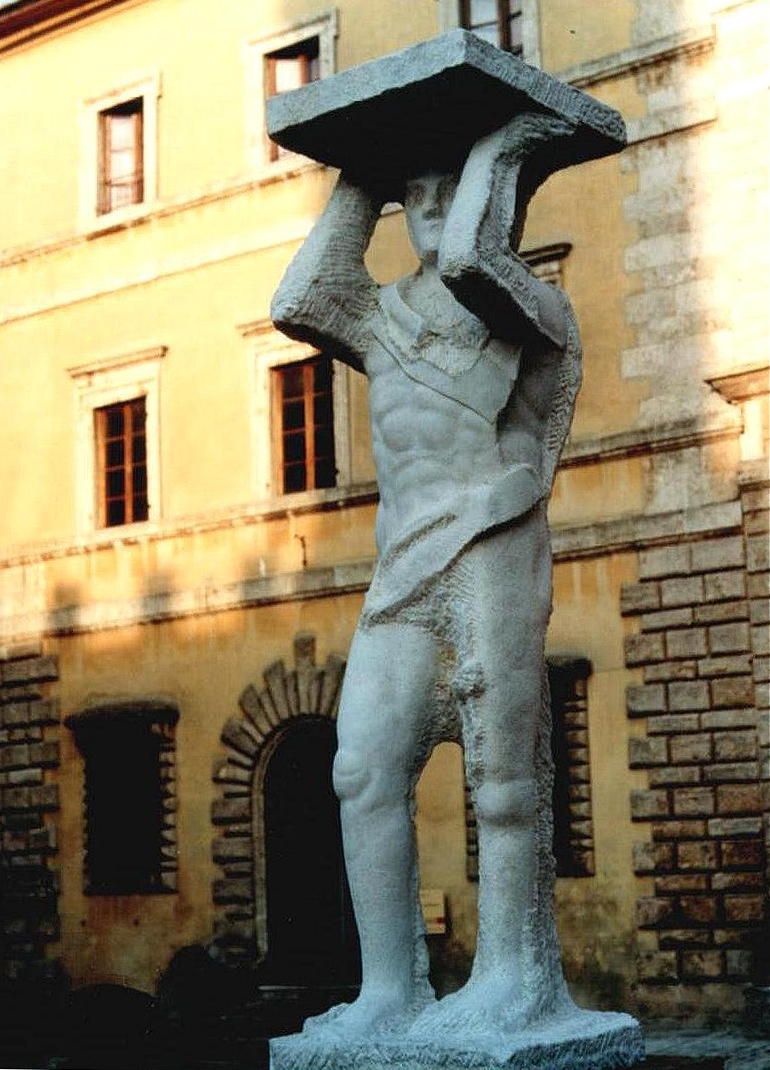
[647,714,700,734]
[668,681,709,711]
[211,797,251,825]
[655,875,709,894]
[723,895,765,923]
[212,878,253,905]
[681,950,724,979]
[220,718,260,760]
[620,582,660,614]
[709,817,763,838]
[679,896,718,924]
[716,783,766,814]
[639,545,690,580]
[669,733,711,764]
[711,871,764,892]
[702,709,757,730]
[660,576,703,608]
[642,608,693,632]
[649,766,701,787]
[625,633,665,666]
[708,622,751,654]
[725,949,753,976]
[630,789,670,819]
[632,841,673,874]
[659,929,711,948]
[746,535,770,573]
[691,537,745,573]
[747,572,770,599]
[637,950,678,982]
[666,629,707,659]
[629,736,668,767]
[711,676,754,708]
[627,684,666,716]
[212,837,252,863]
[698,655,752,677]
[653,820,706,840]
[703,571,746,602]
[0,656,58,686]
[644,661,697,683]
[676,841,718,871]
[672,787,714,816]
[26,699,59,726]
[694,600,749,624]
[637,897,675,927]
[704,762,759,782]
[722,834,765,868]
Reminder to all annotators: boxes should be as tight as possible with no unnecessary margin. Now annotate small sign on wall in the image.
[419,888,446,935]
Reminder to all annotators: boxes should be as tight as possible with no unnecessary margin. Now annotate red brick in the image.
[676,841,719,871]
[668,681,710,711]
[724,895,765,923]
[631,789,670,820]
[653,820,706,841]
[661,576,704,607]
[680,895,718,923]
[722,834,766,865]
[629,736,668,767]
[625,633,665,666]
[716,784,766,815]
[637,950,678,982]
[637,897,676,927]
[711,676,754,708]
[673,787,714,816]
[669,733,712,764]
[681,950,724,979]
[667,629,707,659]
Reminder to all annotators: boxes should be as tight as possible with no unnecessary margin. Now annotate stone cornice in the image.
[560,411,742,468]
[558,24,716,89]
[0,499,744,640]
[0,0,128,49]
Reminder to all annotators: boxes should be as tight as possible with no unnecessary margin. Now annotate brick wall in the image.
[621,531,769,1009]
[0,642,61,983]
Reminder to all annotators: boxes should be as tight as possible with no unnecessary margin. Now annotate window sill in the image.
[83,200,153,238]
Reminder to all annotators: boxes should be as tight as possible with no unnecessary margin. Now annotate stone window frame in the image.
[238,318,351,503]
[79,71,161,233]
[244,9,338,176]
[67,345,166,533]
[465,654,595,880]
[438,0,542,66]
[64,699,179,896]
[521,241,572,287]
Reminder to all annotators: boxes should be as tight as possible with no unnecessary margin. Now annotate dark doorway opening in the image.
[262,717,360,985]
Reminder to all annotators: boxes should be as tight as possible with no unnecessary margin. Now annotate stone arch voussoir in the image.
[209,631,346,965]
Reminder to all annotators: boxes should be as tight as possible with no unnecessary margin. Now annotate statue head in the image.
[403,171,460,265]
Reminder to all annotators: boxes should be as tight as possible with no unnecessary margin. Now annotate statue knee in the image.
[474,777,537,829]
[332,747,371,804]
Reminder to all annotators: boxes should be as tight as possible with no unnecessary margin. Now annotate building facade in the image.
[0,0,767,1027]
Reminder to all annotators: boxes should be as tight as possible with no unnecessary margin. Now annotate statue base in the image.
[269,1007,644,1070]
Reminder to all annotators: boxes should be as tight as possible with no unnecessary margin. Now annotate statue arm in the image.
[271,176,384,373]
[439,112,580,351]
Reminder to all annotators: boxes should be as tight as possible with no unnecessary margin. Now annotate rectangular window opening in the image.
[461,0,524,55]
[264,36,320,161]
[98,97,144,215]
[95,396,149,528]
[272,356,336,495]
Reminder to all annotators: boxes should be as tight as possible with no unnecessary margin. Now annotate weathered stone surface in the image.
[267,29,626,181]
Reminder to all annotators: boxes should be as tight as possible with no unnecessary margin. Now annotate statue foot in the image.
[407,976,545,1041]
[302,987,430,1041]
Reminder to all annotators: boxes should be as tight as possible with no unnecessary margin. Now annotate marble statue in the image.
[267,31,645,1070]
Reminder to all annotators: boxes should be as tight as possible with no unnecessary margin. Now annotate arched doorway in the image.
[262,717,360,984]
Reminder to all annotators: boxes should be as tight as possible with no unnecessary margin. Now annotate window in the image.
[98,98,143,215]
[272,356,336,494]
[465,655,594,880]
[246,11,337,171]
[265,38,320,162]
[65,701,179,895]
[461,0,523,54]
[95,397,148,527]
[68,345,165,533]
[521,242,572,287]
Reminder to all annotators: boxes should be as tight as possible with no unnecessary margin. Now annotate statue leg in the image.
[411,505,562,1037]
[311,619,438,1039]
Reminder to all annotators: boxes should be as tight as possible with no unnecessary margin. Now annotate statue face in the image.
[403,172,459,261]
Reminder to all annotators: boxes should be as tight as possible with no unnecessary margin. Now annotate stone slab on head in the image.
[266,29,626,181]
